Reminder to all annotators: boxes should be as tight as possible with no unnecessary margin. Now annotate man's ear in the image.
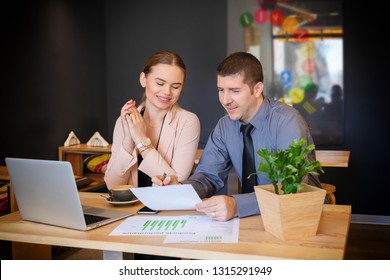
[254,82,264,97]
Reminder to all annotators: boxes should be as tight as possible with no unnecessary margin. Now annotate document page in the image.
[130,184,202,210]
[109,215,239,243]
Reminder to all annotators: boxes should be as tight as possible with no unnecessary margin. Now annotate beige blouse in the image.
[104,104,201,189]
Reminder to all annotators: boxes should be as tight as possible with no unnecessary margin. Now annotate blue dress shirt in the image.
[183,97,321,218]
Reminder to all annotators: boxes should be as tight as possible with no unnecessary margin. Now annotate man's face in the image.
[217,73,262,123]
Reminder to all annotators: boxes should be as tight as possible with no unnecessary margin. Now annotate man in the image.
[154,51,321,221]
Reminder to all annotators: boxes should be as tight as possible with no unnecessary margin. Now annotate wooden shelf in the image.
[58,144,111,192]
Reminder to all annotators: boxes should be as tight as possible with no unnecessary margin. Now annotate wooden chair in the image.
[314,151,350,205]
[321,183,336,204]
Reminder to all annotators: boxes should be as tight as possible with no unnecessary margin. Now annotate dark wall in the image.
[1,0,107,163]
[1,1,389,216]
[105,0,227,146]
[328,2,389,216]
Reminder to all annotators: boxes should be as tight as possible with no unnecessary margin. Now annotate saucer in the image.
[106,197,139,206]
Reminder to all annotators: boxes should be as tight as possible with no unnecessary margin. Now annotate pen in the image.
[162,172,167,180]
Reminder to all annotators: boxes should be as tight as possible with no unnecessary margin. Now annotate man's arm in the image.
[181,173,216,199]
[232,192,260,218]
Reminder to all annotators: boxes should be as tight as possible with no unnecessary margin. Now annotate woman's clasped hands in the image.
[120,99,147,152]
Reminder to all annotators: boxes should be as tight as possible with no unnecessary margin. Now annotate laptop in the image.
[5,157,135,231]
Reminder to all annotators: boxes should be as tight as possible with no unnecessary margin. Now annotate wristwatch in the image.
[136,137,152,150]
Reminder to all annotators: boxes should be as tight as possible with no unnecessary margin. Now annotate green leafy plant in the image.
[251,138,324,195]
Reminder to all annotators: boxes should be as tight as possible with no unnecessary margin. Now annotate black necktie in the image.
[241,123,256,193]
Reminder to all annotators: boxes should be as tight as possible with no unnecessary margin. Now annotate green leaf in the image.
[254,138,324,195]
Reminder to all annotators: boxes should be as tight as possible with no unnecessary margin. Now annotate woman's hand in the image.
[120,99,147,152]
[120,99,136,152]
[152,174,180,186]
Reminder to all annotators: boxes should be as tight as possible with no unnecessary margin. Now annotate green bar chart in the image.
[142,219,188,231]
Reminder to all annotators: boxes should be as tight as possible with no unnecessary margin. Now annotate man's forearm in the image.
[182,173,216,198]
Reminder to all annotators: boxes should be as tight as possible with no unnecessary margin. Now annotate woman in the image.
[104,50,200,190]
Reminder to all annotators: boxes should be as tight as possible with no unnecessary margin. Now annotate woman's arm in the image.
[104,117,138,189]
[139,111,201,182]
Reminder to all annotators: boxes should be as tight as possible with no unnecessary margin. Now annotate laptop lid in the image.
[5,157,134,231]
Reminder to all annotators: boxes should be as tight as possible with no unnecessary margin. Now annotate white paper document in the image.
[109,215,240,243]
[130,184,202,210]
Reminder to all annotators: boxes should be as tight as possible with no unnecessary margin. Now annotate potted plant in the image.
[252,138,326,240]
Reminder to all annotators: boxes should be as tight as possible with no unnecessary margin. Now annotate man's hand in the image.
[195,195,237,221]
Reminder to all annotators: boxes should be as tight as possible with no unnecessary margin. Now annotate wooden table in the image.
[0,192,351,260]
[315,150,350,167]
[195,149,351,168]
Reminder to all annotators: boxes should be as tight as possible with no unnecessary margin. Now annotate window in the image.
[228,0,343,145]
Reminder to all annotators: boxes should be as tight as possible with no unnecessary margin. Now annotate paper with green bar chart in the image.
[109,215,239,243]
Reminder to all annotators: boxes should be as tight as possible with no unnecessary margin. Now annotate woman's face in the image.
[140,63,185,110]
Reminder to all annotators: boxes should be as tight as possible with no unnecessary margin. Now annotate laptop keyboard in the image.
[84,213,109,225]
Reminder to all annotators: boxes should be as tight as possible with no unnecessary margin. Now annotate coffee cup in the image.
[108,185,135,202]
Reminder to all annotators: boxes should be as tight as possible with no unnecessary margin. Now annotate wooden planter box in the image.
[254,183,326,240]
